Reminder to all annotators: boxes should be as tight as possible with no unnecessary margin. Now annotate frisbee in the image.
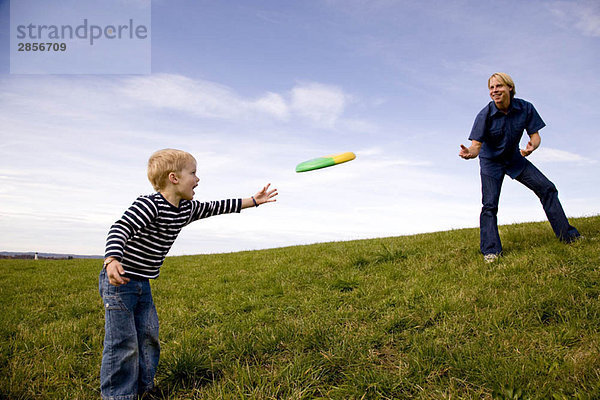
[295,152,356,173]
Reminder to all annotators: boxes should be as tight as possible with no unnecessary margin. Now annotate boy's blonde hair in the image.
[488,72,516,99]
[147,149,196,191]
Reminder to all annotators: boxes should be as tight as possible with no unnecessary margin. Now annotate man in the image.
[459,72,580,262]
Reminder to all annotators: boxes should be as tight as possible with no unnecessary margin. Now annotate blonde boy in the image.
[99,148,277,399]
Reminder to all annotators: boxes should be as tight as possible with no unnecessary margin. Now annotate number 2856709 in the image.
[18,43,67,51]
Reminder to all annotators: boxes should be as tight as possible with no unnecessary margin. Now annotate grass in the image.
[1,216,599,399]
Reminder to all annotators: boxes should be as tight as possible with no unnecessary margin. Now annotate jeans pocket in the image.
[98,268,107,297]
[102,294,130,312]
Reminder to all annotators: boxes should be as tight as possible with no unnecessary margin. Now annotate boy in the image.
[99,148,277,399]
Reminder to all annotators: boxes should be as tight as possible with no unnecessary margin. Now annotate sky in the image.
[1,0,599,256]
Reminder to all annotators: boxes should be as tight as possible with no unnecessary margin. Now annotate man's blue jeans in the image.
[99,269,160,400]
[480,159,580,255]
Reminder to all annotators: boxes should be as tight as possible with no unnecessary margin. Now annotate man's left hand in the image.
[520,141,535,157]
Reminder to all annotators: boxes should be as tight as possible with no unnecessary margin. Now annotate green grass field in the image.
[1,216,599,399]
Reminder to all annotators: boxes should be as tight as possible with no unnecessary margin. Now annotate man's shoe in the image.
[566,235,584,244]
[484,253,499,263]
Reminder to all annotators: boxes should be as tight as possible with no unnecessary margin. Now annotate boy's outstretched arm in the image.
[241,183,278,209]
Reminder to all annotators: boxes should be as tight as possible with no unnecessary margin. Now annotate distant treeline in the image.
[0,255,75,260]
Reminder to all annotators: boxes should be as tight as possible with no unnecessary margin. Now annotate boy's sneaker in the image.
[483,253,499,263]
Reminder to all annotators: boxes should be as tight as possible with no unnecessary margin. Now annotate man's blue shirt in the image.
[469,98,546,179]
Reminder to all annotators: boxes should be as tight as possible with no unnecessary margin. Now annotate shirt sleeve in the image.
[525,103,546,135]
[105,196,158,260]
[187,198,242,225]
[468,105,489,142]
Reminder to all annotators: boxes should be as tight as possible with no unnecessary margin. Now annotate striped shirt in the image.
[105,193,242,279]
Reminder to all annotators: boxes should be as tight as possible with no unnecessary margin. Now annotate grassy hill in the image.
[1,216,599,399]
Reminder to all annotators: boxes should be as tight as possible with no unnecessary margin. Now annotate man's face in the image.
[488,77,512,110]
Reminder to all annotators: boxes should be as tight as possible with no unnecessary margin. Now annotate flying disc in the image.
[295,152,356,173]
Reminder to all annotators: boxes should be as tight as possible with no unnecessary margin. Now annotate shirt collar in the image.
[490,98,521,116]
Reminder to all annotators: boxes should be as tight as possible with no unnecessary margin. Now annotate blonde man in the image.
[459,73,580,262]
[99,148,277,399]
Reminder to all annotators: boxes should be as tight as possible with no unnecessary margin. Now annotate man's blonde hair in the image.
[147,149,196,191]
[488,72,516,99]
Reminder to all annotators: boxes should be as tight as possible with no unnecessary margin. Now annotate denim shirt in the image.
[469,98,546,179]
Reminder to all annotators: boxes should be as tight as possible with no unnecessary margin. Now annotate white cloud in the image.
[290,82,349,127]
[530,147,597,164]
[252,92,290,119]
[0,74,362,132]
[117,74,245,119]
[548,0,600,37]
[117,75,354,127]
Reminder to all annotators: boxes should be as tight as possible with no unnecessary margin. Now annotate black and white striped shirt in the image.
[105,193,241,279]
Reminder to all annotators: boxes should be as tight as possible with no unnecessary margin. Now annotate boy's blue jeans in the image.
[480,159,580,255]
[99,269,160,400]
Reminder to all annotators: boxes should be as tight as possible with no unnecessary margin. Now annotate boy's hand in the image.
[106,260,130,286]
[242,183,278,209]
[254,183,278,205]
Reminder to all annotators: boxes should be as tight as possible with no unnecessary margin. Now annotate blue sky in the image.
[1,0,599,255]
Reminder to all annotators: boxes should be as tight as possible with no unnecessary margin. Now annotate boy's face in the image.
[177,161,199,200]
